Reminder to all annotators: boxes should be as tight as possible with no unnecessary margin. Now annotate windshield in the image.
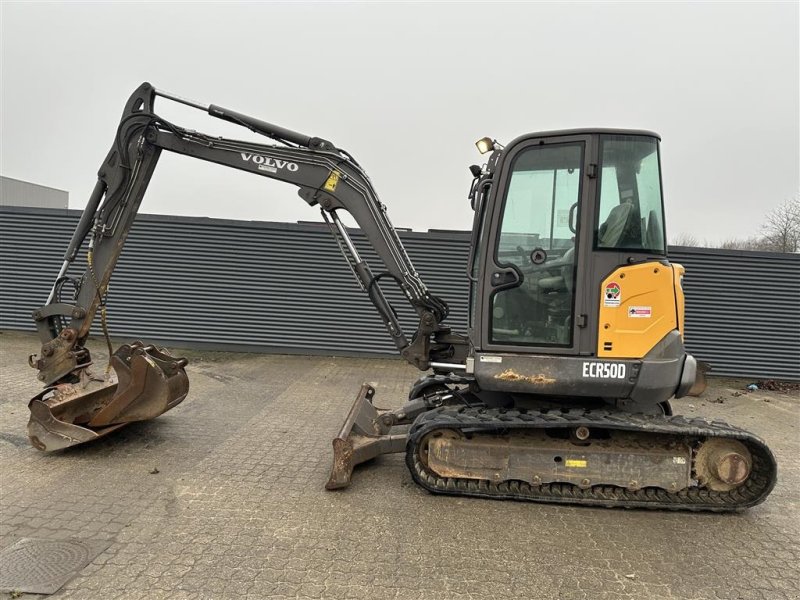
[595,136,666,253]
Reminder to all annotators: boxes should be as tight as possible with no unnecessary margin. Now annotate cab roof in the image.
[513,128,661,141]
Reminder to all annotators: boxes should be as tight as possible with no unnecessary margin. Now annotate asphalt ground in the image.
[0,330,798,600]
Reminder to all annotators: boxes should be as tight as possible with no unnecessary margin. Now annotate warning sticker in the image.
[565,459,587,468]
[628,306,652,318]
[604,281,621,307]
[323,170,340,192]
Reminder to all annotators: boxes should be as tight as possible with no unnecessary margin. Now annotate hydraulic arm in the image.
[28,82,464,451]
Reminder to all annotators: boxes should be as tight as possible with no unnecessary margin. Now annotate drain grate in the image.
[0,538,109,595]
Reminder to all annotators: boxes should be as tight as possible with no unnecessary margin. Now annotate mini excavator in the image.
[26,83,777,510]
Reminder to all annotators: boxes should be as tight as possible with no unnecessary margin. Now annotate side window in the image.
[595,136,666,253]
[491,143,583,347]
[636,151,666,252]
[497,145,582,265]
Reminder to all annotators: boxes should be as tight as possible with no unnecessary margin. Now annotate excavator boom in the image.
[28,83,463,452]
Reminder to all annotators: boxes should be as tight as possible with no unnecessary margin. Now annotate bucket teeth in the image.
[27,341,189,451]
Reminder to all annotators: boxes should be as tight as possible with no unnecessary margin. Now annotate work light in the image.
[475,137,494,154]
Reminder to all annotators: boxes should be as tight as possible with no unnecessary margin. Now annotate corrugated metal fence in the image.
[668,247,799,381]
[1,206,798,380]
[0,207,470,358]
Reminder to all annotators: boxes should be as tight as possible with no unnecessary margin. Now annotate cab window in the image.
[596,136,666,253]
[491,142,583,346]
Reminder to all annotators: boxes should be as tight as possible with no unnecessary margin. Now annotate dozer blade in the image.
[688,361,711,397]
[27,341,189,451]
[326,384,407,490]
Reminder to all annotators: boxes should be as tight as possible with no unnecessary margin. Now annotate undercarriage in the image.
[328,382,777,511]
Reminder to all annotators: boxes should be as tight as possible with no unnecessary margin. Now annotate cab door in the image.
[476,134,596,357]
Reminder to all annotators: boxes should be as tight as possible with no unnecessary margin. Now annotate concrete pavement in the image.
[1,331,798,600]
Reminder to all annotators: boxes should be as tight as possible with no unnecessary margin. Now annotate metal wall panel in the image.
[0,207,470,358]
[1,207,798,380]
[668,247,799,380]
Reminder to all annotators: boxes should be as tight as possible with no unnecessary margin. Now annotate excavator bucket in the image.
[326,384,407,490]
[27,341,189,451]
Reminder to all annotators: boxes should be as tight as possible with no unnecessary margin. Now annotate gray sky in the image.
[1,2,798,243]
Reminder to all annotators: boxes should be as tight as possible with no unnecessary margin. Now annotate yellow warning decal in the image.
[323,170,340,192]
[565,459,587,468]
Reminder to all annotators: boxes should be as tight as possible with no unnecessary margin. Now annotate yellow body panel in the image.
[673,263,686,339]
[597,263,680,358]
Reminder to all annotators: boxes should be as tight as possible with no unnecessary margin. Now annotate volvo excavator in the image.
[26,83,777,511]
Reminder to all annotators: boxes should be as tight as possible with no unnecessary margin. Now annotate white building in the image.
[0,176,68,209]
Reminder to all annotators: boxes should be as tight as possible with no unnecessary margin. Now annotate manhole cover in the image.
[0,538,109,595]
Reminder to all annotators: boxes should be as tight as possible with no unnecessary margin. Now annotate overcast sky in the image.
[1,2,798,243]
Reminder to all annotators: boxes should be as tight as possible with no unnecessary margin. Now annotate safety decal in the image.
[604,281,621,307]
[323,170,340,192]
[565,459,587,468]
[627,306,652,318]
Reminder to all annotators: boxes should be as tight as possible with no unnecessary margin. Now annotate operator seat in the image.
[598,202,641,248]
[537,246,575,293]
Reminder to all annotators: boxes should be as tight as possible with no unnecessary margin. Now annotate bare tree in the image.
[669,232,701,247]
[761,197,800,253]
[719,236,772,251]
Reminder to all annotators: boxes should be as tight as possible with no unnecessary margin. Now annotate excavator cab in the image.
[465,131,693,413]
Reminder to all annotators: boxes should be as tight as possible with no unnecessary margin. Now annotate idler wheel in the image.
[695,438,752,492]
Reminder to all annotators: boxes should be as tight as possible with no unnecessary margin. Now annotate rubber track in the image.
[406,407,778,512]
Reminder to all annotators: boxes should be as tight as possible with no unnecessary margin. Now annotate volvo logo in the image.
[240,153,299,173]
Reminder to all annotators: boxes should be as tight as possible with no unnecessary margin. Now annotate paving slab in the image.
[0,330,798,599]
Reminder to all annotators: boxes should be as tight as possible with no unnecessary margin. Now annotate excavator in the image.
[26,83,776,511]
